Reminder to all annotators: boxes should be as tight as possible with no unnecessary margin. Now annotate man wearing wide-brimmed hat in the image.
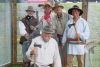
[52,3,69,66]
[18,6,38,67]
[62,5,90,67]
[26,26,62,67]
[52,3,69,45]
[39,2,53,30]
[52,3,64,10]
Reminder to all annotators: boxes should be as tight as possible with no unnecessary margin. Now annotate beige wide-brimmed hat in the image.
[44,2,53,8]
[53,3,64,10]
[68,5,83,16]
[26,6,35,12]
[38,2,53,8]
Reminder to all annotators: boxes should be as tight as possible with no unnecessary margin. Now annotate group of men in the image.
[18,2,90,67]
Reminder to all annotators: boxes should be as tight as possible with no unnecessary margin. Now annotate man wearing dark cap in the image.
[18,6,38,67]
[62,5,90,67]
[26,26,62,67]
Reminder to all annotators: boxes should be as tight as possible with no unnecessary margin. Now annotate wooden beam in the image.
[82,0,88,20]
[1,63,11,67]
[82,0,88,67]
[11,0,17,64]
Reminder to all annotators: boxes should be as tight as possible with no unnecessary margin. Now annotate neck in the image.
[28,15,33,16]
[44,11,51,15]
[57,12,62,18]
[73,16,80,22]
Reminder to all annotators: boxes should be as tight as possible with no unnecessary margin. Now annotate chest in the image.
[22,18,38,27]
[35,41,55,55]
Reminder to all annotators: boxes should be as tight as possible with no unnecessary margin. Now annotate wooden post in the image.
[82,0,88,20]
[82,0,88,67]
[11,0,17,64]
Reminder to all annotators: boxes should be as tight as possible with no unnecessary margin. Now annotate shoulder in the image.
[62,12,67,15]
[50,38,58,45]
[18,21,24,26]
[67,18,73,24]
[21,16,27,20]
[80,17,88,25]
[20,16,27,23]
[80,17,87,22]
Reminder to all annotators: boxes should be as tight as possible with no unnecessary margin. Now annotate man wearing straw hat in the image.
[18,6,38,67]
[39,2,53,30]
[26,26,62,67]
[52,3,69,46]
[52,3,69,66]
[62,5,90,67]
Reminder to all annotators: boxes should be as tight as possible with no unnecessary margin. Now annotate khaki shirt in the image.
[52,12,69,35]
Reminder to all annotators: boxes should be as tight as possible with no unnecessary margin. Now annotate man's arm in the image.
[18,21,27,36]
[79,21,90,42]
[18,21,30,39]
[62,22,68,46]
[26,39,35,60]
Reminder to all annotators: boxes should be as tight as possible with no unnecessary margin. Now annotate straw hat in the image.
[53,3,64,10]
[43,2,53,8]
[38,2,53,8]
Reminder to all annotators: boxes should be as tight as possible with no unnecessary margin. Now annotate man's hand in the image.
[30,50,34,56]
[76,33,81,44]
[76,33,80,39]
[30,25,36,31]
[24,34,29,40]
[30,48,38,56]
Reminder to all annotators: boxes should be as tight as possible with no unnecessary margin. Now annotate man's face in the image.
[54,7,62,14]
[42,32,52,42]
[44,6,52,14]
[27,10,35,16]
[72,9,80,17]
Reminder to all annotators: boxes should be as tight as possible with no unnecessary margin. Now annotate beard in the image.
[43,38,49,43]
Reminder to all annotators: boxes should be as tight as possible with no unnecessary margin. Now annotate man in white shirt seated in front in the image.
[26,26,62,67]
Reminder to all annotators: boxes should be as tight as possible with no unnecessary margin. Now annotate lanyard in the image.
[73,21,80,44]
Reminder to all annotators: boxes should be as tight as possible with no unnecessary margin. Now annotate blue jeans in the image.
[22,41,31,62]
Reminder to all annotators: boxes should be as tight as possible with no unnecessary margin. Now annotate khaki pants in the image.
[66,55,84,67]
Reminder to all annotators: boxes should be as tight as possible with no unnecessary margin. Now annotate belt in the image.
[68,41,85,44]
[48,64,53,67]
[67,38,80,41]
[41,64,53,67]
[67,38,85,44]
[31,64,53,67]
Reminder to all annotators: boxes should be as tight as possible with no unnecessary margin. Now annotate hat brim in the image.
[26,10,35,12]
[43,31,53,34]
[53,6,64,10]
[43,4,53,8]
[68,8,83,16]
